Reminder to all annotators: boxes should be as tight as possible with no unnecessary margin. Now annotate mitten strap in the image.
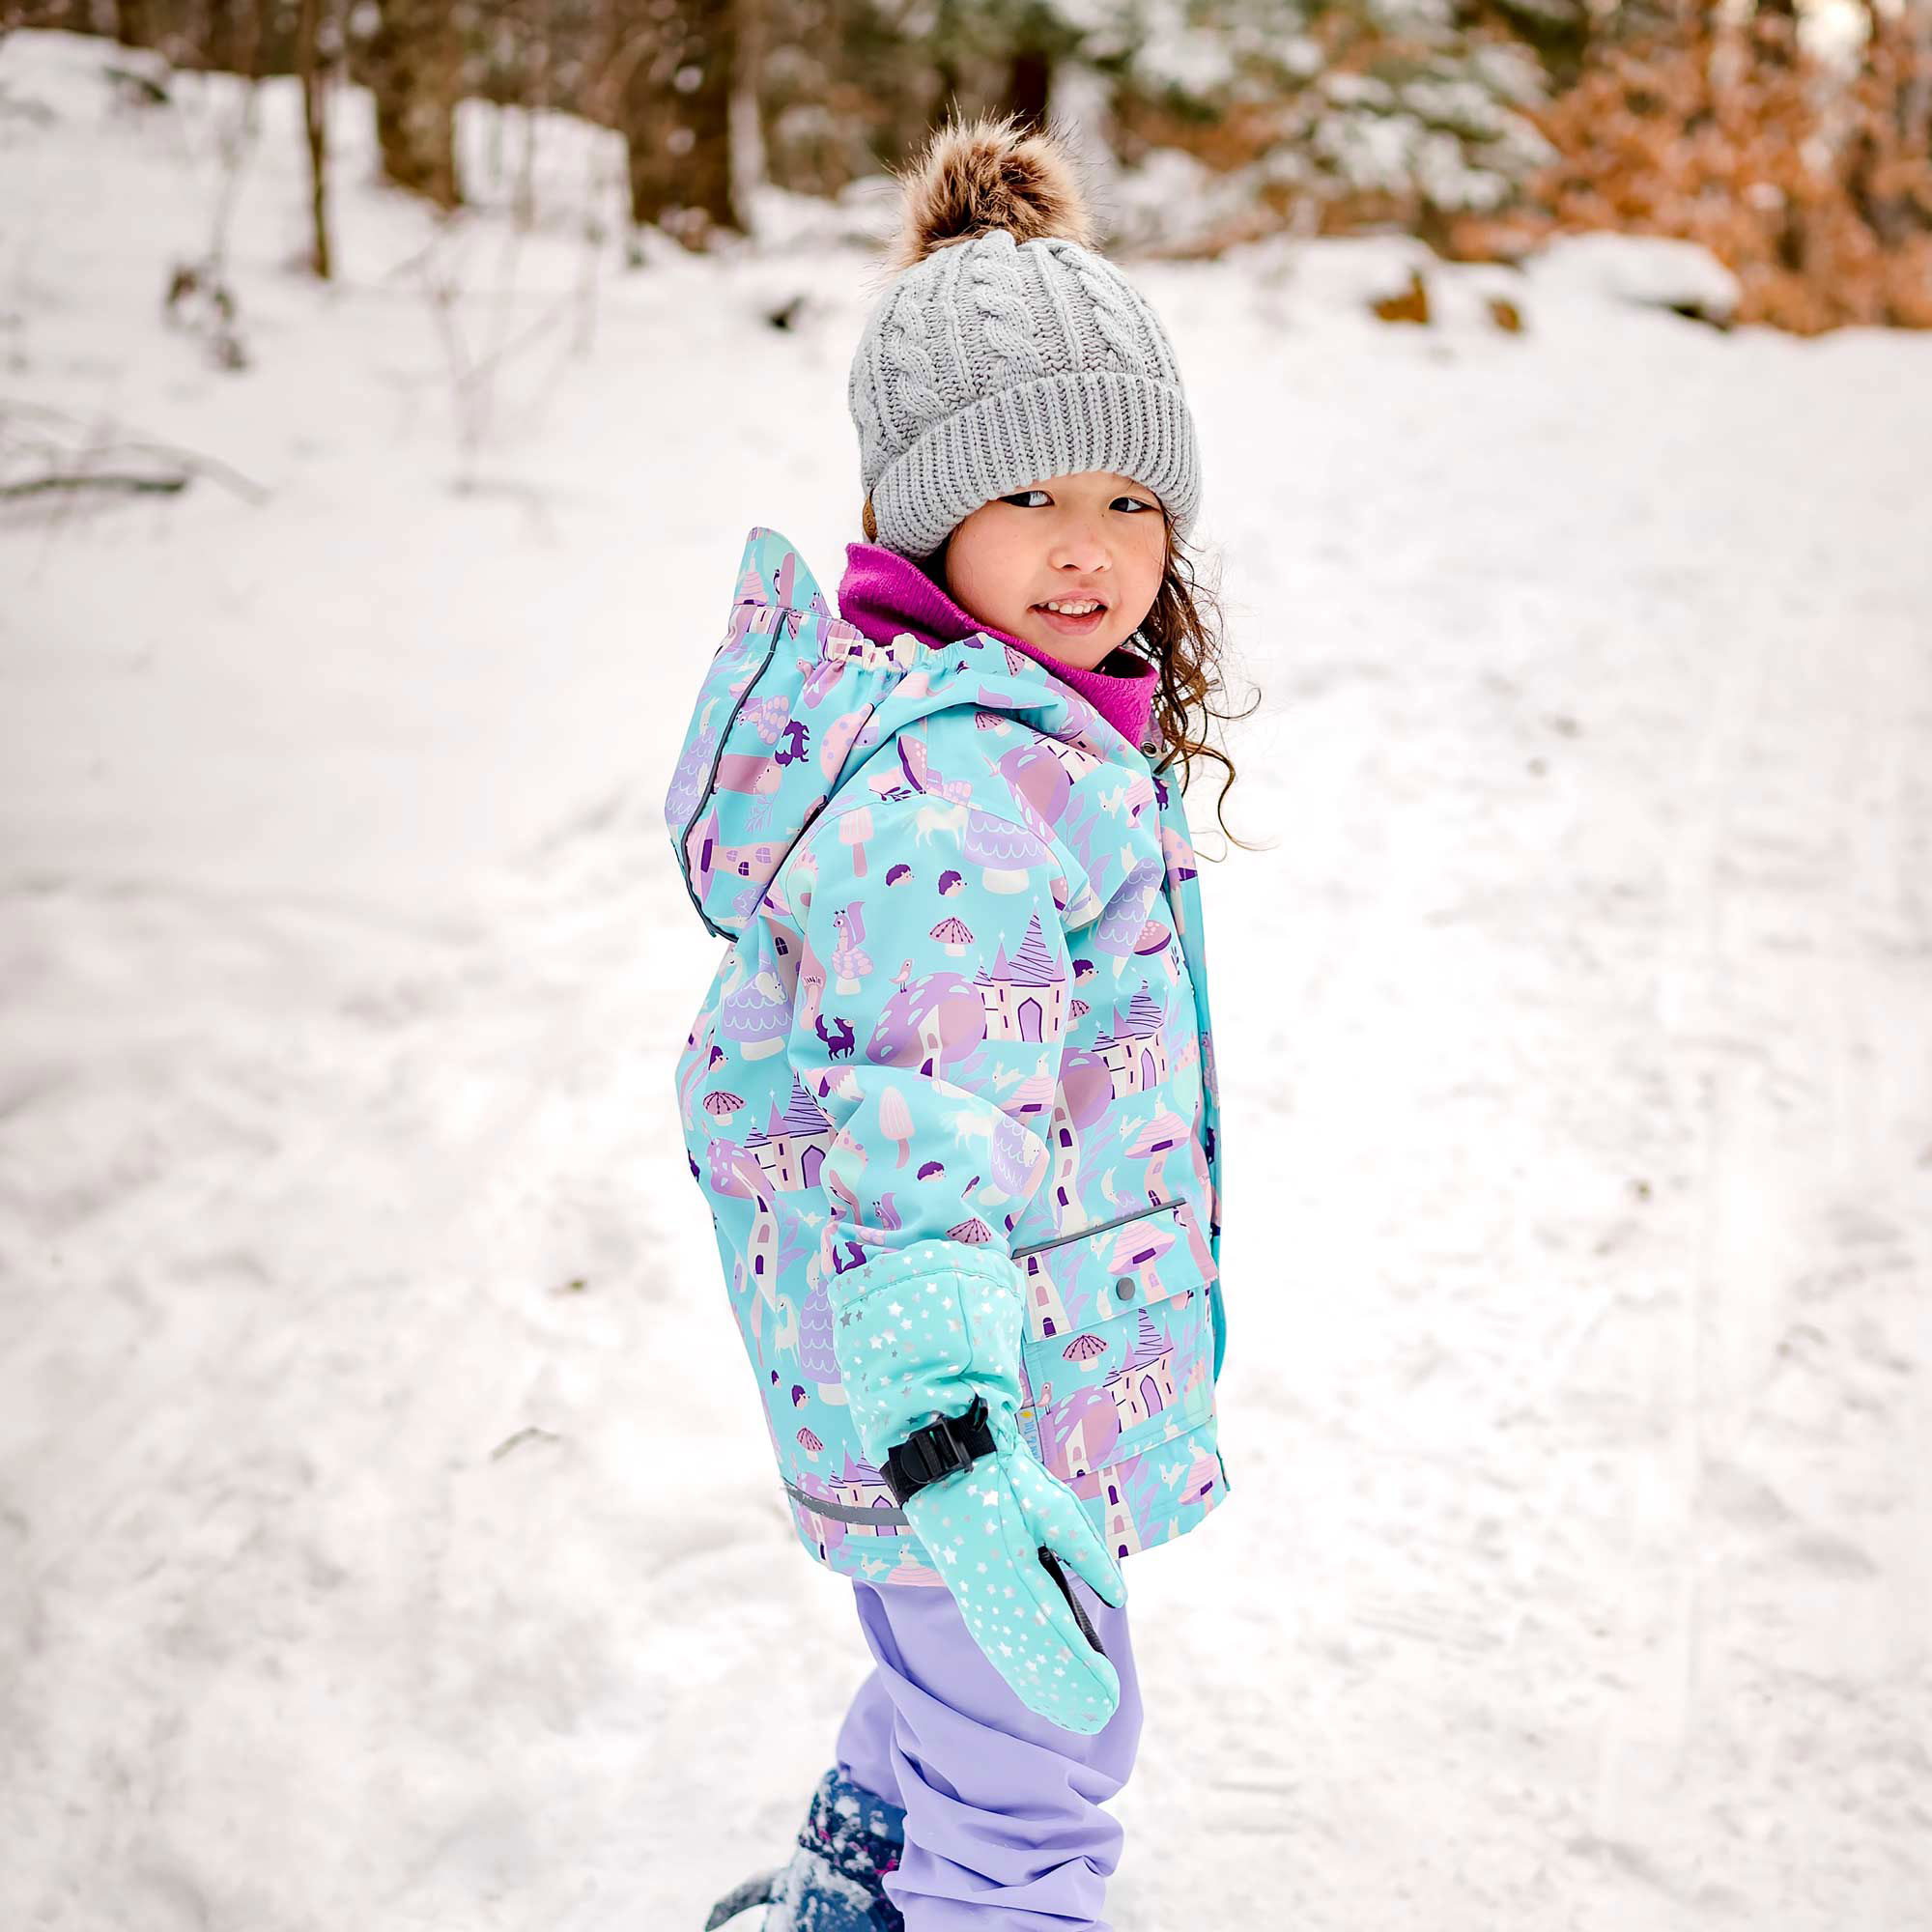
[881,1394,997,1507]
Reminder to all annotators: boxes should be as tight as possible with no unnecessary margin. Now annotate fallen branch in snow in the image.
[489,1426,561,1461]
[0,399,270,507]
[0,470,189,499]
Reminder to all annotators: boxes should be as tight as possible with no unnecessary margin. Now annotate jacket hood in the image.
[664,526,1117,941]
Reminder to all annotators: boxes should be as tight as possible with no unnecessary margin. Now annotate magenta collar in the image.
[836,542,1159,754]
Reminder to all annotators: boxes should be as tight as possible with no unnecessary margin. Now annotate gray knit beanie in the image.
[848,113,1203,561]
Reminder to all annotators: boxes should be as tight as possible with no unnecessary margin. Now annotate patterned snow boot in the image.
[704,1767,907,1930]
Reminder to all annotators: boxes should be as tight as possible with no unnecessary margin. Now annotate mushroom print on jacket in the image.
[668,527,1233,1587]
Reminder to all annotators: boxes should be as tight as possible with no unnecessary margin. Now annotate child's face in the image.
[941,469,1166,672]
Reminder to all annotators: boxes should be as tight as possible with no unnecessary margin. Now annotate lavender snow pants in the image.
[833,1574,1144,1931]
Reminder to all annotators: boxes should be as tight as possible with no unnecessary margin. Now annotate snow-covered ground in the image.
[3,28,1930,1931]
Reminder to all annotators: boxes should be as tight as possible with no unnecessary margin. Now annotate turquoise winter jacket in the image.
[667,526,1232,1587]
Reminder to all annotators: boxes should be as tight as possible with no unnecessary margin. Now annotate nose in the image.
[1049,523,1109,573]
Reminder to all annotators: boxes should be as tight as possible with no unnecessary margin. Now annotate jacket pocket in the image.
[1013,1197,1219,1487]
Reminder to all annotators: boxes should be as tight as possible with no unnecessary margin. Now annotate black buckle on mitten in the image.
[882,1394,997,1508]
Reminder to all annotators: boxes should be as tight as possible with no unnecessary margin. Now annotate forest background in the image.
[14,0,1932,334]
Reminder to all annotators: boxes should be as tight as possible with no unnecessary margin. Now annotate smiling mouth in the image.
[1032,600,1109,621]
[1031,602,1110,635]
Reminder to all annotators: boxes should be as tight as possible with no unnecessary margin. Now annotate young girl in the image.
[668,111,1241,1932]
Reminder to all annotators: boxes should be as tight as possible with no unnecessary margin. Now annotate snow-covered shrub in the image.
[1108,0,1560,253]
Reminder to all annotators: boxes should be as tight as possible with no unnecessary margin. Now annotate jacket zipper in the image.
[1010,1196,1172,1263]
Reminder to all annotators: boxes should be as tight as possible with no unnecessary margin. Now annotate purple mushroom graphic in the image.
[1109,1217,1175,1299]
[1063,1333,1110,1363]
[867,970,986,1078]
[961,808,1052,895]
[702,1091,746,1128]
[1039,1382,1122,1480]
[997,740,1073,830]
[930,916,974,956]
[1126,1108,1189,1204]
[947,1216,995,1246]
[1010,1055,1056,1118]
[1134,921,1172,959]
[796,1426,823,1463]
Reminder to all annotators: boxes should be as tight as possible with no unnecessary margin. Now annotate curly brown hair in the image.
[862,492,1256,847]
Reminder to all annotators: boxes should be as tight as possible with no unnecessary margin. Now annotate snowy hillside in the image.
[3,28,1929,1932]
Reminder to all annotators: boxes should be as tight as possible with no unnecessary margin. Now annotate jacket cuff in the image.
[828,1241,1026,1470]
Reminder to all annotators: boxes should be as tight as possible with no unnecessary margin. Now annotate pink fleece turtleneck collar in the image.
[836,541,1159,754]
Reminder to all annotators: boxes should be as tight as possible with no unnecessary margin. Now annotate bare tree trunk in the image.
[1006,45,1050,131]
[615,0,738,250]
[114,0,152,47]
[297,0,333,278]
[242,0,265,81]
[203,0,236,71]
[367,0,464,209]
[726,0,768,235]
[513,0,555,228]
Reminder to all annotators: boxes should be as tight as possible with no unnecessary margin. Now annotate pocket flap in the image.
[1011,1196,1215,1343]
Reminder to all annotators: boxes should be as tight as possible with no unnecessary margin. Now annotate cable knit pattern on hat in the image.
[967,231,1046,384]
[1066,245,1145,373]
[882,284,947,431]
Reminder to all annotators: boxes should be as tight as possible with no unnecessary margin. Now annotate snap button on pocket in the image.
[1114,1276,1136,1300]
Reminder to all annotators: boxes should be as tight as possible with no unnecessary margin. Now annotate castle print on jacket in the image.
[667,526,1232,1587]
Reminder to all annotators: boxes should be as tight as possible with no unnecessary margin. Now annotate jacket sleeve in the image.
[777,795,1074,1469]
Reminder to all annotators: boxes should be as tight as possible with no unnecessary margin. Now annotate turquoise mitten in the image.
[829,1239,1128,1736]
[898,1405,1127,1735]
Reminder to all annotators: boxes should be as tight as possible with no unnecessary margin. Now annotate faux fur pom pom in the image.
[885,110,1099,271]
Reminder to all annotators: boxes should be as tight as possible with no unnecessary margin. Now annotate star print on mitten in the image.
[900,1426,1126,1735]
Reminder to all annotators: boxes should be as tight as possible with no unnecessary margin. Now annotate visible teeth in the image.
[1041,600,1101,614]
